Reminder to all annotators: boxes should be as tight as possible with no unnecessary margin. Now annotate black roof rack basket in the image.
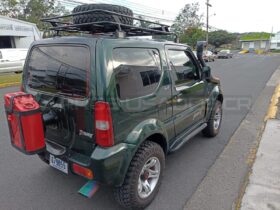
[41,9,175,38]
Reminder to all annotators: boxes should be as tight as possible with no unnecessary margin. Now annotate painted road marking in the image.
[265,83,280,121]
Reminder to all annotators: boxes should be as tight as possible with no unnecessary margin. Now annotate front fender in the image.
[206,85,223,120]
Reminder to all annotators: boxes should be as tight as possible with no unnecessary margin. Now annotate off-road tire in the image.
[202,100,222,137]
[72,4,133,32]
[114,141,165,209]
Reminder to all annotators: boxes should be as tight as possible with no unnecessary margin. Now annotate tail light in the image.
[72,163,93,179]
[94,101,114,147]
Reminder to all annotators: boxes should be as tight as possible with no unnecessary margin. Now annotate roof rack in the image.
[41,9,175,38]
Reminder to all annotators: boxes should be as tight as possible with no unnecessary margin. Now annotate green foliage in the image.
[180,27,206,48]
[0,0,69,30]
[208,30,236,48]
[171,2,203,36]
[241,32,271,41]
[0,0,21,17]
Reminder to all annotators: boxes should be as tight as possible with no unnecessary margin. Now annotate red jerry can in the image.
[4,92,45,154]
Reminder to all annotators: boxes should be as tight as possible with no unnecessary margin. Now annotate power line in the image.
[58,0,223,31]
[59,0,177,20]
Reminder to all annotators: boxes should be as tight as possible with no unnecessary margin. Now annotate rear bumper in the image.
[43,142,137,187]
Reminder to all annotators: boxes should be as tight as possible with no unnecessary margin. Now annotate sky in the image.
[63,0,280,33]
[127,0,280,33]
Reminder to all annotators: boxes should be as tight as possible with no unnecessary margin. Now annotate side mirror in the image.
[196,41,207,67]
[202,66,211,79]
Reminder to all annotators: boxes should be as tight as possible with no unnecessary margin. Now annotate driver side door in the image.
[166,46,207,136]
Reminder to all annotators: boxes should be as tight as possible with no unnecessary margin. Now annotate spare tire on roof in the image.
[72,4,133,32]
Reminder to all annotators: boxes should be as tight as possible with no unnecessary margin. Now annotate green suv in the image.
[19,4,223,209]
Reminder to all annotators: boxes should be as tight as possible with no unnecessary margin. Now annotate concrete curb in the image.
[184,66,280,210]
[0,82,21,89]
[239,119,280,210]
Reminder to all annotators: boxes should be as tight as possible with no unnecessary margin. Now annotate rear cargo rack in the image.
[41,9,175,38]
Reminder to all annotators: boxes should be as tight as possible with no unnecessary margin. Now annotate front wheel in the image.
[114,141,165,209]
[203,100,223,137]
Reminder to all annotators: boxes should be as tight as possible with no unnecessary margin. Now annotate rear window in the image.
[26,45,89,98]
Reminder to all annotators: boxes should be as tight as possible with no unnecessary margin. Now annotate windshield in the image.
[26,45,90,98]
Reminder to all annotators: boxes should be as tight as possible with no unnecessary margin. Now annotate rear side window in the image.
[26,45,89,98]
[113,48,161,100]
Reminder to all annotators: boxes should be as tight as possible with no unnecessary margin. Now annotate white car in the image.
[0,49,28,73]
[203,50,215,62]
[217,49,233,59]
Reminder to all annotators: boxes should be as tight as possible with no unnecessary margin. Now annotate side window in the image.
[113,48,161,100]
[167,50,199,86]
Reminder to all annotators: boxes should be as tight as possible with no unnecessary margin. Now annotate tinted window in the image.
[27,45,89,98]
[168,50,198,85]
[113,48,161,100]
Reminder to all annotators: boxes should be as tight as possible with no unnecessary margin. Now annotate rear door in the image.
[166,45,206,136]
[24,44,95,155]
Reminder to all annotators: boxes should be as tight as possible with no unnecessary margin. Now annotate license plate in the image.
[49,154,68,174]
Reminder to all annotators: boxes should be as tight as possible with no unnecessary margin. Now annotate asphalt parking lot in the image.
[1,54,280,210]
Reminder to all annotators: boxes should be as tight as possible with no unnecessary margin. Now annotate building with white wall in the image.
[240,39,270,52]
[270,32,280,50]
[0,15,41,49]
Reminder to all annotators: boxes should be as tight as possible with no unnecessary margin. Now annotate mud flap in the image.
[78,180,99,198]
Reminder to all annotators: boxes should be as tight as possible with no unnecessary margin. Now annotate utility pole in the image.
[269,26,273,52]
[206,0,212,44]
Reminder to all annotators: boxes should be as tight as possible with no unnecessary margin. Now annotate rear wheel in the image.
[114,141,165,209]
[203,100,222,137]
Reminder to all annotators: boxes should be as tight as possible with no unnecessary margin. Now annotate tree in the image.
[171,3,203,37]
[22,0,69,29]
[0,0,69,30]
[208,30,236,48]
[180,27,206,49]
[0,0,20,17]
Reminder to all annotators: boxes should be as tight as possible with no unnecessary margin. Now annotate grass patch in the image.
[0,73,22,85]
